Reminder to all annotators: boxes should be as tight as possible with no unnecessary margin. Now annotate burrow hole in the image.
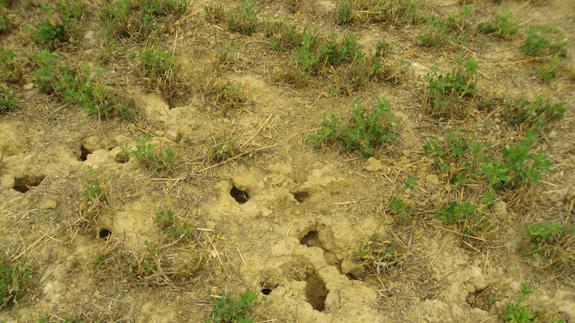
[305,272,328,312]
[99,228,112,240]
[260,282,278,296]
[79,144,92,161]
[300,230,321,248]
[293,191,310,203]
[230,185,249,204]
[13,175,45,193]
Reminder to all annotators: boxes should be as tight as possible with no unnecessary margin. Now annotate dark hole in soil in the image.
[13,175,45,193]
[305,272,328,312]
[115,152,130,163]
[293,191,310,203]
[261,288,272,295]
[230,185,249,204]
[99,228,112,240]
[300,230,321,248]
[79,144,91,161]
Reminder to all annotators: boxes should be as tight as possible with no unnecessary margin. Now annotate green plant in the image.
[0,260,32,309]
[335,1,353,26]
[204,4,226,23]
[0,85,17,113]
[522,25,566,57]
[334,0,420,26]
[33,50,134,118]
[423,130,485,184]
[227,0,258,36]
[31,20,67,46]
[437,201,491,246]
[419,5,473,47]
[209,139,238,163]
[207,81,248,111]
[389,198,414,225]
[0,10,11,34]
[155,206,194,240]
[424,56,478,118]
[127,136,176,173]
[502,284,540,323]
[478,12,518,39]
[504,95,566,133]
[137,49,183,99]
[538,57,560,83]
[208,291,257,323]
[405,175,417,189]
[519,222,574,273]
[0,47,23,83]
[100,0,188,41]
[308,97,397,158]
[352,233,401,274]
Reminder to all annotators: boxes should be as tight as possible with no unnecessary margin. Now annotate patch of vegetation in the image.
[388,198,414,225]
[423,56,478,119]
[78,169,108,230]
[0,85,17,113]
[423,130,486,185]
[0,47,24,83]
[0,260,33,309]
[30,0,86,47]
[308,97,397,158]
[504,95,566,133]
[478,12,518,39]
[227,0,258,36]
[209,139,239,163]
[334,0,420,26]
[522,25,566,57]
[0,9,12,34]
[519,222,574,274]
[155,206,194,241]
[95,241,206,286]
[502,284,540,323]
[437,201,491,248]
[100,0,188,41]
[538,57,561,84]
[136,49,185,102]
[32,50,134,118]
[207,291,257,323]
[352,233,402,274]
[125,136,176,173]
[204,4,226,23]
[419,5,474,47]
[206,81,248,111]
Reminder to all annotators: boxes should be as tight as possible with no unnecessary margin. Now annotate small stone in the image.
[83,136,101,152]
[364,157,383,172]
[43,200,58,210]
[166,130,182,143]
[23,83,34,90]
[426,174,440,186]
[341,258,365,278]
[494,201,507,217]
[261,208,272,217]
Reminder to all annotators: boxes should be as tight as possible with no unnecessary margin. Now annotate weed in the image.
[125,136,176,173]
[0,85,17,113]
[437,201,491,246]
[155,206,194,241]
[78,171,108,229]
[423,130,485,184]
[352,233,402,274]
[136,49,184,100]
[204,4,226,23]
[519,222,574,274]
[100,0,188,41]
[227,0,258,36]
[308,97,397,158]
[334,0,420,26]
[504,95,566,133]
[502,283,540,323]
[31,20,67,46]
[423,56,478,119]
[209,139,238,163]
[0,47,23,83]
[538,57,560,84]
[419,5,473,47]
[208,291,257,323]
[0,260,33,309]
[482,136,551,189]
[405,176,417,190]
[478,12,518,39]
[30,0,86,47]
[0,10,11,34]
[206,81,248,111]
[522,25,566,57]
[389,198,414,225]
[32,50,134,118]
